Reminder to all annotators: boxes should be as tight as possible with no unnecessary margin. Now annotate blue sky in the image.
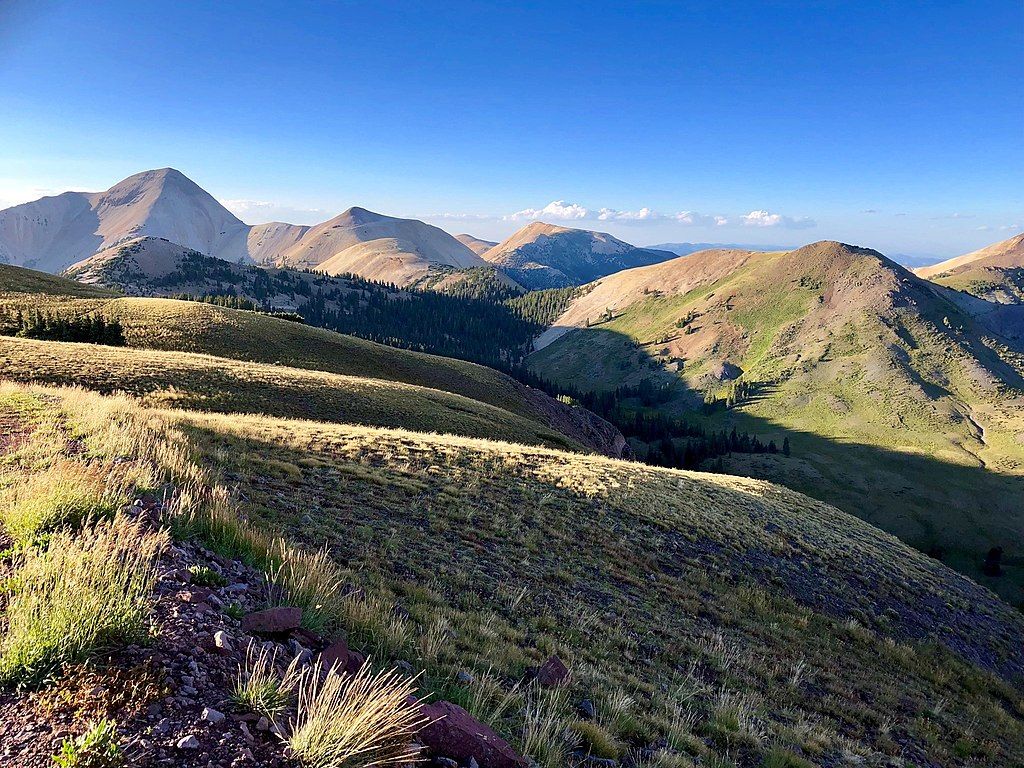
[0,0,1020,258]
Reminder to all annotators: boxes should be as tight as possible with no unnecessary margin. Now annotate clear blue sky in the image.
[1,0,1021,257]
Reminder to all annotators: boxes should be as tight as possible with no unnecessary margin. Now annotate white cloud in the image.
[506,200,590,221]
[221,199,327,225]
[741,209,815,229]
[597,207,661,222]
[673,211,726,226]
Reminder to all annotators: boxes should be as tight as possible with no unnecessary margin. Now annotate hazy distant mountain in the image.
[644,242,791,256]
[480,222,675,290]
[914,233,1024,304]
[0,168,264,272]
[0,169,493,287]
[455,233,499,255]
[273,206,486,284]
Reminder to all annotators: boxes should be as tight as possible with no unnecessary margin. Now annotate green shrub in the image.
[52,719,125,767]
[187,564,227,587]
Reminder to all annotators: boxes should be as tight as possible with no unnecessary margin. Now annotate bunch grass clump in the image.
[287,660,425,768]
[231,641,303,721]
[266,540,348,633]
[0,515,167,687]
[0,461,121,545]
[521,686,580,768]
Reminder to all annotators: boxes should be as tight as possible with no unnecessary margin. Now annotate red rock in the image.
[240,607,302,634]
[345,650,366,674]
[291,627,321,647]
[418,700,527,768]
[320,638,349,672]
[535,655,569,687]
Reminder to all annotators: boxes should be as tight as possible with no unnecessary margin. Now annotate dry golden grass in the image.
[0,335,579,451]
[2,382,1022,766]
[287,661,425,768]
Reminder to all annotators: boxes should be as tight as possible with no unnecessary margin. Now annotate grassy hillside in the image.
[0,292,624,455]
[2,383,1021,767]
[0,336,582,451]
[530,242,1024,603]
[0,262,117,297]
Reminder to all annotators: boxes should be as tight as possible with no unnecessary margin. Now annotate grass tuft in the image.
[231,640,302,721]
[287,660,425,768]
[521,686,579,768]
[0,515,166,687]
[0,462,121,545]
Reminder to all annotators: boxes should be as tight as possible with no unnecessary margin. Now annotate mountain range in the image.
[2,171,1024,766]
[0,169,684,289]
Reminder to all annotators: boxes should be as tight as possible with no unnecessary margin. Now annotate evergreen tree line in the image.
[4,309,125,346]
[517,371,790,471]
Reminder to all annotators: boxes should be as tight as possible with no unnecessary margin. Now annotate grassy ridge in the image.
[0,263,116,297]
[0,336,581,451]
[0,294,534,418]
[5,383,1021,766]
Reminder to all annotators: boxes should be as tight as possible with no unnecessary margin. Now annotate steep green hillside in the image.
[0,292,625,456]
[3,384,1021,767]
[531,242,1024,602]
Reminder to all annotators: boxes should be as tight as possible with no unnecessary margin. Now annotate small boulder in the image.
[535,655,570,688]
[176,735,200,749]
[213,630,233,654]
[418,700,527,768]
[320,638,349,672]
[578,699,596,720]
[202,707,225,725]
[241,607,302,634]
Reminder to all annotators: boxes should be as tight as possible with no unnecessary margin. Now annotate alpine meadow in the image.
[0,3,1022,768]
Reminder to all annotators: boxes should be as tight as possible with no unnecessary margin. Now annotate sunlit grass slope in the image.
[5,383,1022,767]
[0,336,580,450]
[0,293,534,418]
